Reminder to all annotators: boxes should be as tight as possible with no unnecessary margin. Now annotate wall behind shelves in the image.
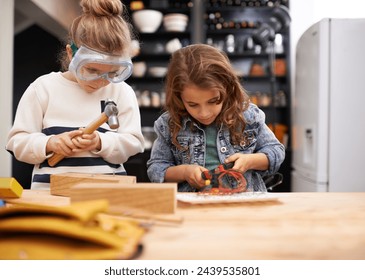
[290,0,364,108]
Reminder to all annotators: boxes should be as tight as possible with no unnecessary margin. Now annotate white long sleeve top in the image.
[6,72,144,189]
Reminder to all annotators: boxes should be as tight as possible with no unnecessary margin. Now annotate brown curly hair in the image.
[164,44,250,149]
[58,0,134,71]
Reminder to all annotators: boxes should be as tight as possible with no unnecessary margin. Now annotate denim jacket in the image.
[147,103,285,192]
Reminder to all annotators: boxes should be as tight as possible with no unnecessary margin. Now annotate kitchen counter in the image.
[5,190,365,260]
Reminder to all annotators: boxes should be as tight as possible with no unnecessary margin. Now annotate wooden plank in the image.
[4,190,69,206]
[70,182,177,214]
[50,173,136,197]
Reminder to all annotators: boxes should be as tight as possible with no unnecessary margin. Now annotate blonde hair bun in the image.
[80,0,123,17]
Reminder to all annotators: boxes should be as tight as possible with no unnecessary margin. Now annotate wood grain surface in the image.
[50,173,136,197]
[5,191,365,260]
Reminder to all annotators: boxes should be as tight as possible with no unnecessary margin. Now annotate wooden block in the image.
[0,177,24,198]
[70,182,177,214]
[50,173,136,197]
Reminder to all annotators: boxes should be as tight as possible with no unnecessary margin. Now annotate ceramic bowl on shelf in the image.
[165,38,182,54]
[148,66,167,78]
[163,13,189,32]
[132,9,163,33]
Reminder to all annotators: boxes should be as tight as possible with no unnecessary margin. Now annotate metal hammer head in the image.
[104,99,119,129]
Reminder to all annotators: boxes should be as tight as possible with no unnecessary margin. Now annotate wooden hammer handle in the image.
[47,113,109,167]
[81,112,108,134]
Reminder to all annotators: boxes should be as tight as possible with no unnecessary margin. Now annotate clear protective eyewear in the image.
[69,44,133,83]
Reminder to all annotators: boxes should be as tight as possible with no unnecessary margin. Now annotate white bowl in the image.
[164,21,188,32]
[164,13,189,22]
[163,13,188,32]
[132,9,163,33]
[148,66,167,77]
[166,38,182,53]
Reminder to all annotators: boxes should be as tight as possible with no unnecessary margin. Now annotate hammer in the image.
[47,99,119,167]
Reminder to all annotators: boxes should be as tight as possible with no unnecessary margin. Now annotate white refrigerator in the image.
[291,18,365,192]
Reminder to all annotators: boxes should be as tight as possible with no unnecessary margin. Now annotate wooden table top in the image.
[5,190,365,260]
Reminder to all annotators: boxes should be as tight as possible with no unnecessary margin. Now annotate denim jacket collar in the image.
[181,116,224,132]
[181,116,201,130]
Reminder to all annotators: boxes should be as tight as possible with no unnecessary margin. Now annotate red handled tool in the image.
[201,162,247,194]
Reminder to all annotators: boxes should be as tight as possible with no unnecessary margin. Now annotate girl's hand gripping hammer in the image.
[47,99,119,167]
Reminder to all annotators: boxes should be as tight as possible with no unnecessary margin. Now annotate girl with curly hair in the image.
[147,44,284,192]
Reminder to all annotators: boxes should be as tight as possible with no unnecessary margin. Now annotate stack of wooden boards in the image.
[50,173,177,214]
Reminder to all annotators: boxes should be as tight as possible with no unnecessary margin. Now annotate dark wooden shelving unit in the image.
[124,0,292,191]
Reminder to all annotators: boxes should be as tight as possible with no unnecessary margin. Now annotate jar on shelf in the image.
[274,90,287,107]
[260,92,272,107]
[151,91,161,108]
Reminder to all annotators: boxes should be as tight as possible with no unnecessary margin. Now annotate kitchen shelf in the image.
[126,1,194,123]
[124,0,292,191]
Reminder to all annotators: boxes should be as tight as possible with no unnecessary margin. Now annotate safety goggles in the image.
[69,44,133,83]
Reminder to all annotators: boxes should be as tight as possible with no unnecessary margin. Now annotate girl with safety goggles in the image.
[6,0,144,190]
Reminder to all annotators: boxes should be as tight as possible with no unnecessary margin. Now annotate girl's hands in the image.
[46,130,83,156]
[183,165,208,189]
[224,153,269,172]
[46,129,101,156]
[71,129,101,152]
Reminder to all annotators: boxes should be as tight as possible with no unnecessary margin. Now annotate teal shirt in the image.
[204,124,221,171]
